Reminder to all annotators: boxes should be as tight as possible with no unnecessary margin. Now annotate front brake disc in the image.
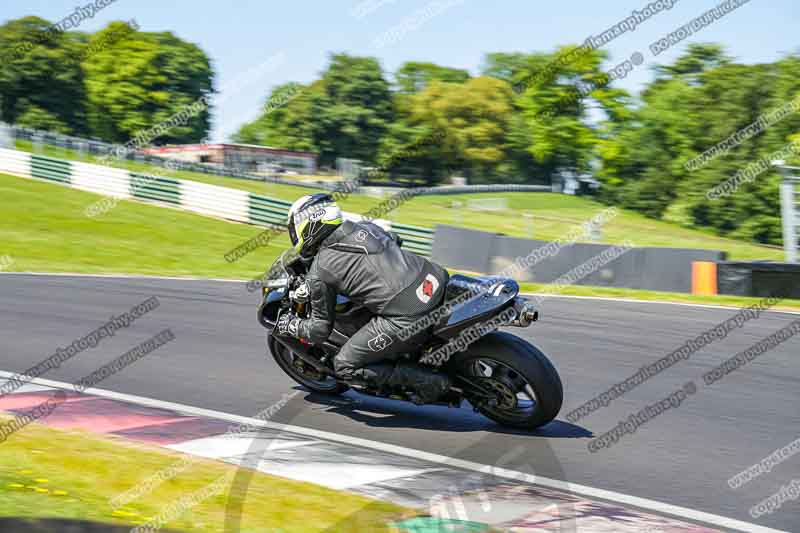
[293,357,324,381]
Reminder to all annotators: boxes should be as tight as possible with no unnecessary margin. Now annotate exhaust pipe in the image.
[509,300,539,327]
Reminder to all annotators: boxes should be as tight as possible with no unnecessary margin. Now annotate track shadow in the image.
[0,518,183,533]
[299,389,593,438]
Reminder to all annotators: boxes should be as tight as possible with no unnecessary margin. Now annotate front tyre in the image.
[268,335,349,395]
[448,332,563,429]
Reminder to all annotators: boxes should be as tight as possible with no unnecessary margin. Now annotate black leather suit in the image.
[295,220,448,384]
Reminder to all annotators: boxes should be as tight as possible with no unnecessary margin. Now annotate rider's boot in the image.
[384,361,451,405]
[347,362,451,405]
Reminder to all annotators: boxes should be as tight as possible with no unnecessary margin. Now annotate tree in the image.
[318,53,394,165]
[235,53,394,167]
[397,77,515,183]
[82,23,213,144]
[655,43,730,82]
[395,62,469,94]
[597,45,800,245]
[481,52,533,87]
[683,57,799,244]
[495,45,629,182]
[0,16,88,134]
[596,77,697,217]
[233,81,315,149]
[14,105,71,133]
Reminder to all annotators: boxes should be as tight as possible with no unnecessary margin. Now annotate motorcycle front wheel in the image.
[268,336,349,394]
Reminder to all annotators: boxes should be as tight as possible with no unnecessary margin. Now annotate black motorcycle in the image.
[257,248,563,429]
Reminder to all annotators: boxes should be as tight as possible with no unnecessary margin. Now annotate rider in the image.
[275,193,451,404]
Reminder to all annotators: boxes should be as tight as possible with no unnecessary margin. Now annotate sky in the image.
[2,0,798,142]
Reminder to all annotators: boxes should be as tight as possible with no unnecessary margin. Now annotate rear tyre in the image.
[268,336,349,395]
[448,332,563,429]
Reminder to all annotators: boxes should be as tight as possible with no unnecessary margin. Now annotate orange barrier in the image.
[692,261,718,295]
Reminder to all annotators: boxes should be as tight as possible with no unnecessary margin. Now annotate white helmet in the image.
[287,193,342,257]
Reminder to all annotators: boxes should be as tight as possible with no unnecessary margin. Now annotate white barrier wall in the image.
[0,149,30,178]
[0,148,433,255]
[180,179,250,223]
[71,161,132,199]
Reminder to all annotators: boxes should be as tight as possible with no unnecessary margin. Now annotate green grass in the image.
[14,140,784,261]
[378,193,784,261]
[0,172,282,279]
[0,172,797,309]
[0,415,411,532]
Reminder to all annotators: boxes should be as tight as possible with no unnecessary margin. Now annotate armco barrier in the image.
[180,180,250,224]
[408,184,551,195]
[431,224,727,293]
[0,149,31,178]
[71,161,131,199]
[391,223,434,257]
[0,148,434,256]
[718,261,800,298]
[431,225,495,274]
[247,194,293,227]
[31,154,71,185]
[130,173,181,205]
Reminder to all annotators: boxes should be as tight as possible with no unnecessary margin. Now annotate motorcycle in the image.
[257,248,563,429]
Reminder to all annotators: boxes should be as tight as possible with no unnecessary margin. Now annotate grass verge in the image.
[1,173,796,309]
[0,172,282,279]
[0,414,412,532]
[14,141,783,261]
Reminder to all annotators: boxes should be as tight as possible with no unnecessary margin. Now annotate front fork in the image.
[272,325,336,379]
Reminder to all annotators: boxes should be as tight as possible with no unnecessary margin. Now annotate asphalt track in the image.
[1,273,798,532]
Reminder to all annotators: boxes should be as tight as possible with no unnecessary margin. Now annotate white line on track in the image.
[0,370,784,533]
[1,272,798,315]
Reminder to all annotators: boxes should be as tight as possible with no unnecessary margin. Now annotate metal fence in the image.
[410,184,551,195]
[8,126,557,199]
[9,125,337,191]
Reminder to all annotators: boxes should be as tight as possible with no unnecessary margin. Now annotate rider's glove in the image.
[276,311,302,338]
[292,281,310,304]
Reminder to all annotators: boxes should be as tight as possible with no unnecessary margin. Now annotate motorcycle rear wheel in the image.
[449,332,563,429]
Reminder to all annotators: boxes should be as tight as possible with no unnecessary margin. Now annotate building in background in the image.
[142,143,317,174]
